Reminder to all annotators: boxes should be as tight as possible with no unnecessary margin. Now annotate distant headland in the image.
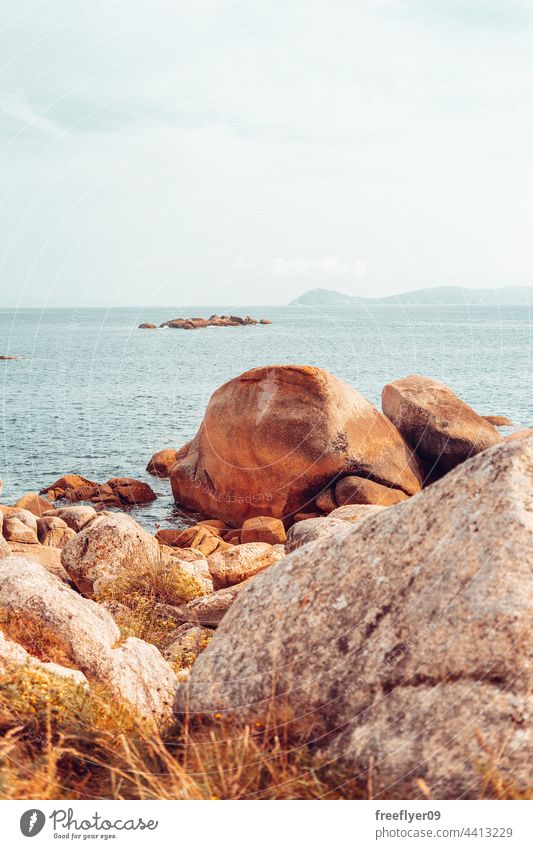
[290,285,533,306]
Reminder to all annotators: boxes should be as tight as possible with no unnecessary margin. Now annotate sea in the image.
[1,304,531,532]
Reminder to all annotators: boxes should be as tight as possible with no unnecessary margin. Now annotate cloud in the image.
[271,256,367,277]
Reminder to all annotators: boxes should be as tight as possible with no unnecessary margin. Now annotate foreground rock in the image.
[171,365,422,526]
[177,432,533,799]
[0,532,11,559]
[0,557,177,726]
[382,375,501,478]
[61,513,160,597]
[8,542,71,584]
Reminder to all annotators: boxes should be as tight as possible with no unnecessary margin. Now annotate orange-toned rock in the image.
[240,516,287,545]
[40,474,98,502]
[314,486,338,513]
[171,365,423,526]
[382,376,502,479]
[224,533,241,545]
[138,323,157,329]
[105,477,156,505]
[197,519,231,532]
[293,511,323,523]
[483,415,513,427]
[335,475,408,507]
[146,448,178,478]
[15,492,53,517]
[208,543,285,589]
[156,524,222,557]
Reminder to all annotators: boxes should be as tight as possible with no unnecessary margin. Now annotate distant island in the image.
[290,285,533,306]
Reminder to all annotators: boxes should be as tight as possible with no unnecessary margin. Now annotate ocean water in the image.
[1,304,531,531]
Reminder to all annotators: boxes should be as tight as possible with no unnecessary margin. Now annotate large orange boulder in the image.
[170,365,423,525]
[382,375,502,479]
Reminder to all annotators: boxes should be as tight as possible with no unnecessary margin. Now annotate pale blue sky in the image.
[1,0,532,306]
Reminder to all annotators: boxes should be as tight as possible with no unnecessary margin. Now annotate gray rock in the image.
[170,582,251,626]
[0,557,178,727]
[61,512,161,597]
[328,503,387,523]
[46,505,98,532]
[0,630,88,686]
[285,517,349,552]
[177,432,533,799]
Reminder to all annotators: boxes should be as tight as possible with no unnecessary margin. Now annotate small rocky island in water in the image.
[139,314,272,330]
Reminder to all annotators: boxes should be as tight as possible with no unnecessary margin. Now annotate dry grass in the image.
[0,661,365,800]
[0,660,529,801]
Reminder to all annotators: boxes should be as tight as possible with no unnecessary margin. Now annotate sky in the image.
[1,0,533,307]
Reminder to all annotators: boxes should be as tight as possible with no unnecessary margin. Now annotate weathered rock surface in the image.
[7,542,71,584]
[61,513,161,597]
[0,532,11,559]
[285,517,351,553]
[208,542,285,589]
[146,448,178,478]
[240,516,287,545]
[177,432,533,799]
[171,365,422,526]
[382,375,501,478]
[0,557,177,726]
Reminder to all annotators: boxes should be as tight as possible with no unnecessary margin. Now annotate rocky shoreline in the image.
[0,364,531,798]
[139,314,272,330]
